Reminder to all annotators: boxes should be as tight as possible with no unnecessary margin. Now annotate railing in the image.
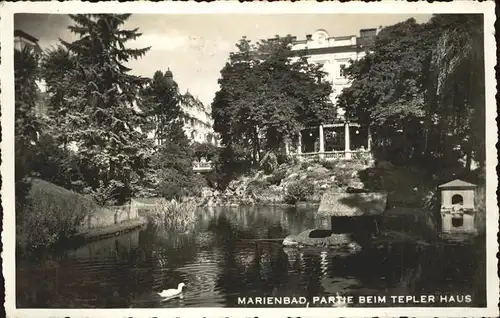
[296,150,373,161]
[193,161,214,172]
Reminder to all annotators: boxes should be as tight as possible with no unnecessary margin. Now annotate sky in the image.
[15,13,431,105]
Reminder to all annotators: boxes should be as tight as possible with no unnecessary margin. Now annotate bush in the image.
[474,185,486,235]
[17,178,96,251]
[287,155,300,166]
[192,141,218,161]
[300,161,311,170]
[285,180,314,204]
[276,152,290,165]
[246,179,271,195]
[260,151,278,174]
[189,173,209,197]
[158,167,207,200]
[267,170,287,186]
[334,170,353,188]
[149,198,197,231]
[321,160,337,170]
[306,166,329,179]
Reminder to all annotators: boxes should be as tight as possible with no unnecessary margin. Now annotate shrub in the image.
[335,171,352,188]
[158,167,206,200]
[287,155,300,166]
[246,179,271,195]
[276,152,291,165]
[306,166,329,179]
[189,173,209,197]
[149,198,197,231]
[17,178,96,251]
[260,151,279,174]
[285,180,314,204]
[311,157,321,164]
[192,141,218,161]
[321,160,337,170]
[267,170,287,186]
[474,185,486,235]
[300,161,311,170]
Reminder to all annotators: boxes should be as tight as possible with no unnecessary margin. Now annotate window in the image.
[339,64,347,78]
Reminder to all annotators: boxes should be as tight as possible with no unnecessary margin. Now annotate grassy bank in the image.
[16,178,97,252]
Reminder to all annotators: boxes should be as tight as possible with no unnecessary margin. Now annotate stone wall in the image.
[79,204,139,232]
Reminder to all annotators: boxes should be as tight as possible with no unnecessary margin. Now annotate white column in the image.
[344,122,351,159]
[367,126,372,151]
[297,132,302,154]
[319,125,325,159]
[285,140,290,156]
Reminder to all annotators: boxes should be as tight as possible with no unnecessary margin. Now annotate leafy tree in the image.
[141,70,181,145]
[153,121,197,199]
[15,46,41,210]
[42,14,153,205]
[425,14,485,171]
[211,144,252,190]
[338,15,485,171]
[192,141,218,161]
[212,35,334,178]
[338,18,434,163]
[141,69,204,199]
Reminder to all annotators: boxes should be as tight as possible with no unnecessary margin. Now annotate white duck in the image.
[158,283,186,300]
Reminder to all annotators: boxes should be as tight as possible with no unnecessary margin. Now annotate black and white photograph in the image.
[2,2,498,318]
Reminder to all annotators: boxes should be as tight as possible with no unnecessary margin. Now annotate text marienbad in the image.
[237,295,472,305]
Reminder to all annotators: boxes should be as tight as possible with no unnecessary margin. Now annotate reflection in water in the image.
[16,206,485,308]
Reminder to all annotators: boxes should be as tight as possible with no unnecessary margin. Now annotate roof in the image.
[317,191,388,217]
[14,30,39,43]
[291,45,361,56]
[438,179,477,189]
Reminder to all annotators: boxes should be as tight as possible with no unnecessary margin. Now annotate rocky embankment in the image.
[197,160,371,207]
[282,229,363,251]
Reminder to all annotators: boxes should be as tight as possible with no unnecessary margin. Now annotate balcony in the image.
[193,161,213,173]
[296,150,373,162]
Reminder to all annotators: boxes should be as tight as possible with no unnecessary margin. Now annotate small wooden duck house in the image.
[439,179,477,234]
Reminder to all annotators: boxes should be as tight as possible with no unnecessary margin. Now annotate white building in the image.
[14,29,40,51]
[291,28,378,115]
[288,28,379,160]
[180,90,219,146]
[14,30,48,116]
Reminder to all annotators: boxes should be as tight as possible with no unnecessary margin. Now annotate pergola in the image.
[289,122,372,160]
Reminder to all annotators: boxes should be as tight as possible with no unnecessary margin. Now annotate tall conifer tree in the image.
[49,14,153,205]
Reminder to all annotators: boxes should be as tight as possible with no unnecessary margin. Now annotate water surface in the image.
[16,205,486,308]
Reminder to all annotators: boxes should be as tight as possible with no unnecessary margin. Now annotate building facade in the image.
[14,30,48,116]
[180,91,219,147]
[289,28,379,161]
[14,29,40,51]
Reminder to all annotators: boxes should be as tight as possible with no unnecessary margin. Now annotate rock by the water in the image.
[282,236,298,247]
[282,229,362,252]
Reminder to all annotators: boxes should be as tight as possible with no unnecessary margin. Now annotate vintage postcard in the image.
[1,1,498,317]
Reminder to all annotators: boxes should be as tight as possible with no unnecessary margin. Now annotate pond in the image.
[16,205,486,308]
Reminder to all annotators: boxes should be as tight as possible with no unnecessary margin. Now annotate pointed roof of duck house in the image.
[438,179,477,189]
[317,191,388,217]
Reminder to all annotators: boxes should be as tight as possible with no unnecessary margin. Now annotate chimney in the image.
[360,28,377,38]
